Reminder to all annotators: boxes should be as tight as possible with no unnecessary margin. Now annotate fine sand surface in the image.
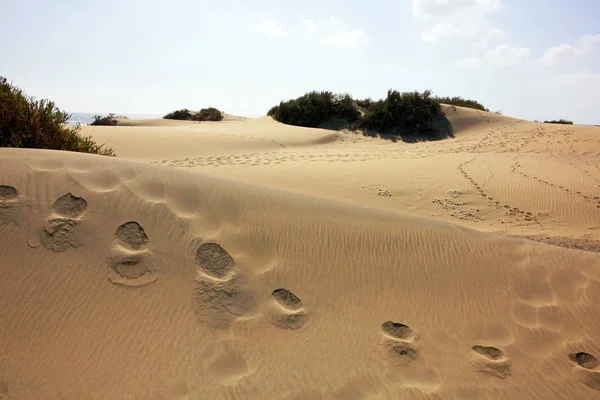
[1,105,600,399]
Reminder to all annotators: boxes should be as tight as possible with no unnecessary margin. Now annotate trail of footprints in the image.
[509,127,600,208]
[454,156,541,224]
[445,124,588,224]
[149,147,441,170]
[582,160,600,187]
[3,183,600,391]
[192,242,308,329]
[379,321,514,380]
[432,191,484,222]
[511,156,600,209]
[149,151,388,169]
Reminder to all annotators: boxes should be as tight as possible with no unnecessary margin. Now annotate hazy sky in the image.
[2,0,599,123]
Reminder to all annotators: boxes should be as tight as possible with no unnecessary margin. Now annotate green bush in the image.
[331,93,360,122]
[163,107,224,121]
[544,119,573,125]
[355,98,374,109]
[163,109,193,120]
[359,90,448,138]
[267,91,359,128]
[194,107,223,121]
[268,89,452,140]
[90,113,118,126]
[434,96,488,112]
[0,77,115,156]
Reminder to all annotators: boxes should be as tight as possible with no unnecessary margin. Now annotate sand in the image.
[1,105,599,399]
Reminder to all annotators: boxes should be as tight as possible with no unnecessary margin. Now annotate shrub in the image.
[163,109,193,120]
[434,96,488,112]
[0,77,116,156]
[332,93,360,122]
[355,98,374,110]
[164,107,224,121]
[359,90,448,138]
[268,89,452,140]
[90,113,118,126]
[267,91,359,128]
[194,107,223,121]
[544,119,573,125]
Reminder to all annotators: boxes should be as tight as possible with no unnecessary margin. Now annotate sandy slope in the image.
[1,106,600,399]
[88,106,600,244]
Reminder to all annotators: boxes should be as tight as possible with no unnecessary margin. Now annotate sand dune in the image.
[86,107,600,244]
[87,116,341,161]
[1,106,600,399]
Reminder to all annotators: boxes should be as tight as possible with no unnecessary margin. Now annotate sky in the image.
[1,0,599,124]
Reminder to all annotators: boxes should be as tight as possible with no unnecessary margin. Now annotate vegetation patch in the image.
[164,109,193,120]
[90,113,121,126]
[267,91,360,128]
[163,107,223,121]
[196,107,223,121]
[433,96,489,112]
[268,89,454,141]
[544,119,573,125]
[0,77,116,156]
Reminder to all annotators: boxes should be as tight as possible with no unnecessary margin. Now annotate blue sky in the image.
[1,0,599,123]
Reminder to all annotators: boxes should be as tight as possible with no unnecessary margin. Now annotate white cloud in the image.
[454,44,531,67]
[453,57,483,67]
[421,23,461,42]
[302,20,318,35]
[322,30,370,49]
[412,0,504,47]
[542,34,600,67]
[302,17,343,35]
[580,34,600,49]
[302,17,368,49]
[474,28,506,49]
[413,0,502,18]
[542,44,576,66]
[485,44,531,65]
[256,20,282,36]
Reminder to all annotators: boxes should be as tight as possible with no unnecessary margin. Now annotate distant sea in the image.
[67,112,165,126]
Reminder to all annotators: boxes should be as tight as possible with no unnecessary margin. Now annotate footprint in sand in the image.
[265,288,308,330]
[569,352,600,391]
[570,352,599,370]
[381,321,418,364]
[382,321,416,341]
[108,221,157,287]
[40,193,87,252]
[195,243,235,278]
[0,185,21,226]
[471,345,512,379]
[51,193,88,218]
[0,185,18,201]
[114,221,149,250]
[272,288,303,310]
[192,243,254,329]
